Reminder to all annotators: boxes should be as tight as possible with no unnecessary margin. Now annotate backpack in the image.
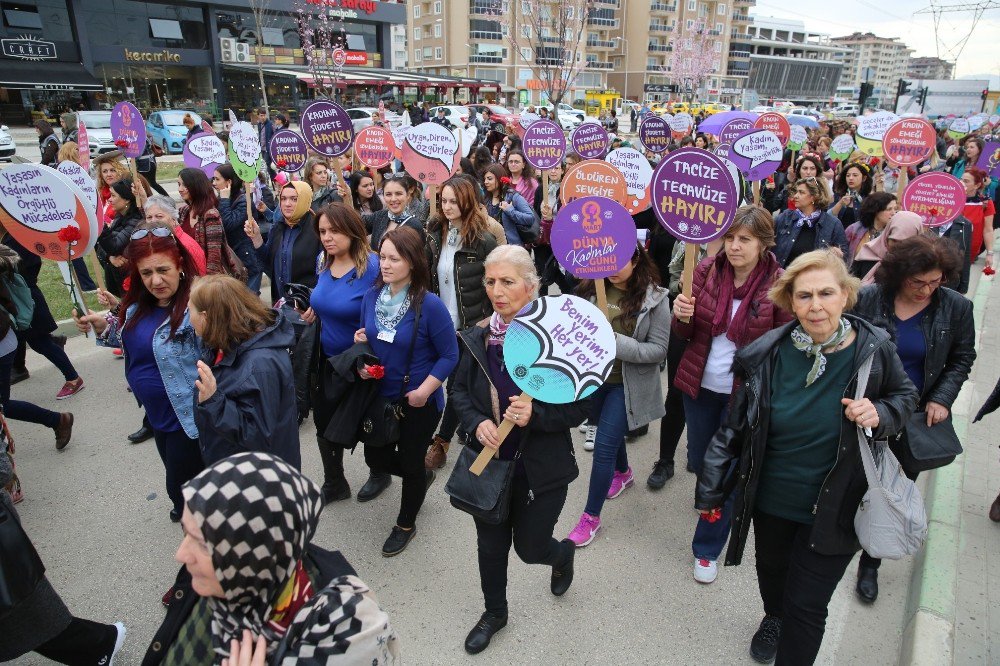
[0,273,33,331]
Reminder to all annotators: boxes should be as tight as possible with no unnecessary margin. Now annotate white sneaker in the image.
[584,425,596,451]
[578,419,589,433]
[694,558,718,584]
[101,622,127,666]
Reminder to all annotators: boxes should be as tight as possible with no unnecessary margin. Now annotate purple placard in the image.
[651,147,739,243]
[718,118,753,146]
[110,101,146,158]
[639,116,671,154]
[570,123,610,160]
[268,129,308,173]
[977,141,1000,179]
[522,120,566,171]
[300,100,354,157]
[729,129,782,181]
[550,196,638,279]
[182,131,226,178]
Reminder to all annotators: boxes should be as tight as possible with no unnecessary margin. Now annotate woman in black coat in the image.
[189,275,300,469]
[212,164,263,293]
[451,245,589,655]
[849,234,975,602]
[96,178,145,296]
[696,250,917,665]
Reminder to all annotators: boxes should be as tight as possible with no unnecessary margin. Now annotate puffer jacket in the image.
[452,322,589,496]
[194,311,300,468]
[695,315,919,565]
[852,285,975,409]
[425,220,497,330]
[673,254,792,399]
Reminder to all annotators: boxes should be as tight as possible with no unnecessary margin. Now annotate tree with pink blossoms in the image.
[296,1,348,101]
[667,21,717,102]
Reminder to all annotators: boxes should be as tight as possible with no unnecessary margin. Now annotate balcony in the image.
[650,23,673,33]
[726,63,750,76]
[586,60,614,69]
[470,30,502,40]
[587,37,617,48]
[470,4,496,15]
[707,29,721,36]
[731,12,750,22]
[587,16,619,28]
[651,2,677,12]
[648,42,672,52]
[595,0,620,6]
[729,50,750,59]
[471,54,504,63]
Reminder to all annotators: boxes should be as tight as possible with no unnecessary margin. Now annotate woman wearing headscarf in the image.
[146,452,399,665]
[850,210,925,284]
[843,192,897,263]
[246,181,321,304]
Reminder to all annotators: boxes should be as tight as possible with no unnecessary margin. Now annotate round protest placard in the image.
[57,161,98,212]
[670,113,693,139]
[968,115,986,132]
[719,118,753,146]
[268,129,308,173]
[110,101,146,159]
[354,126,395,169]
[947,117,970,141]
[570,123,610,160]
[77,120,90,171]
[183,131,227,178]
[550,197,637,279]
[559,159,627,207]
[901,172,965,227]
[729,129,782,181]
[227,121,263,183]
[713,144,747,206]
[606,147,653,213]
[639,115,671,154]
[753,112,790,147]
[829,134,856,162]
[300,100,355,157]
[882,118,936,167]
[855,111,899,157]
[503,294,616,403]
[787,125,808,152]
[401,122,459,185]
[0,164,95,261]
[651,147,739,243]
[977,141,1000,179]
[522,120,566,171]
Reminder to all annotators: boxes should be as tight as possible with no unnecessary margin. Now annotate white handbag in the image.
[852,354,929,560]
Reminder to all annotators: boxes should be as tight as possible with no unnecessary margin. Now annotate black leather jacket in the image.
[852,285,975,409]
[425,220,497,330]
[695,315,918,565]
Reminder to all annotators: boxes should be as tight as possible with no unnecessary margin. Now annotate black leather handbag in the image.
[893,411,963,474]
[445,445,517,524]
[358,300,422,448]
[0,504,45,613]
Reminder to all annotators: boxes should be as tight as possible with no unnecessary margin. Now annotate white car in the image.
[831,105,860,118]
[345,107,403,133]
[430,105,471,128]
[76,111,116,158]
[750,105,772,114]
[557,112,582,131]
[0,125,15,161]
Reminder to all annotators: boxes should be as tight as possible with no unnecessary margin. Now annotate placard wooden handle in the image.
[678,242,699,324]
[470,393,533,476]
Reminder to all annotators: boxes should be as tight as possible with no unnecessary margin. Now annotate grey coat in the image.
[616,284,671,429]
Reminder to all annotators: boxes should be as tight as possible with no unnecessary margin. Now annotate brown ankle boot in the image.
[425,436,449,470]
[990,491,1000,523]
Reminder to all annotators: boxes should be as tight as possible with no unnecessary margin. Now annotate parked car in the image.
[787,107,824,120]
[750,105,773,114]
[556,112,581,131]
[649,102,672,116]
[831,104,860,118]
[346,107,380,133]
[466,103,517,129]
[703,103,731,115]
[146,110,203,155]
[76,111,116,158]
[430,105,471,128]
[0,125,15,161]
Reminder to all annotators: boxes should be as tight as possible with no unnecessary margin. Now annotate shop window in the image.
[2,3,42,29]
[149,18,182,40]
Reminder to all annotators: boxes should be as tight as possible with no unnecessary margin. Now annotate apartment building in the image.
[907,56,955,81]
[746,16,846,105]
[830,31,912,108]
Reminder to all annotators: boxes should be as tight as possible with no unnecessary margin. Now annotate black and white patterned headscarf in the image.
[183,452,323,658]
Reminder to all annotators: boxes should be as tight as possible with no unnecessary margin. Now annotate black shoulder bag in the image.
[358,298,423,448]
[0,504,46,613]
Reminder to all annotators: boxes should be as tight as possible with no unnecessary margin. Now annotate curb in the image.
[898,273,993,666]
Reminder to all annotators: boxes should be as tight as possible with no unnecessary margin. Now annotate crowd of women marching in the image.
[2,105,1000,666]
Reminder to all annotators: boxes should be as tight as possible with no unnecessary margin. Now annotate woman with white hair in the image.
[143,195,207,276]
[451,245,589,655]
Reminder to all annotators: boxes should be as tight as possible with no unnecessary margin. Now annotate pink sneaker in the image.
[56,378,84,400]
[607,467,634,499]
[567,512,601,547]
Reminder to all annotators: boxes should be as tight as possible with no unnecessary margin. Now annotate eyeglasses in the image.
[906,276,944,291]
[131,227,174,241]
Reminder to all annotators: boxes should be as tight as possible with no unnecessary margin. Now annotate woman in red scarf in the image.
[961,167,995,267]
[671,206,794,585]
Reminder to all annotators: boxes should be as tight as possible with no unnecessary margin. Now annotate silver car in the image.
[76,111,117,158]
[0,125,15,161]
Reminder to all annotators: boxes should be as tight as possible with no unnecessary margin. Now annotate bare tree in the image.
[246,0,278,114]
[667,21,718,102]
[296,4,347,101]
[488,0,594,108]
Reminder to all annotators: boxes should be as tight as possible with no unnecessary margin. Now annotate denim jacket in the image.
[772,209,850,268]
[98,304,202,439]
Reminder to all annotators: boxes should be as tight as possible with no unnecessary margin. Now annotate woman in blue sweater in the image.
[356,225,459,557]
[483,163,537,245]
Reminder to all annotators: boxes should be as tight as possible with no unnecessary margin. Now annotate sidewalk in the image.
[900,264,1000,665]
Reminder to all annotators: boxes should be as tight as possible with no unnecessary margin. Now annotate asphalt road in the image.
[7,331,916,665]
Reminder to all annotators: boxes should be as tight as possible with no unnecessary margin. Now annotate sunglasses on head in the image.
[131,227,174,241]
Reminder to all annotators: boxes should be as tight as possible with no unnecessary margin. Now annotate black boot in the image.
[318,437,351,503]
[856,565,878,603]
[464,612,508,655]
[357,472,392,502]
[128,416,153,444]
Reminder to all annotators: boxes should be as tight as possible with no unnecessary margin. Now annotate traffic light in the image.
[858,82,874,108]
[917,87,929,108]
[898,79,912,97]
[984,89,990,101]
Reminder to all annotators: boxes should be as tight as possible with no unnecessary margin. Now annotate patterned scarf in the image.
[387,210,412,225]
[794,208,823,228]
[488,311,510,346]
[790,317,853,386]
[375,284,411,333]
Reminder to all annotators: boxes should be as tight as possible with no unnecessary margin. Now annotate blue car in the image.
[146,110,202,155]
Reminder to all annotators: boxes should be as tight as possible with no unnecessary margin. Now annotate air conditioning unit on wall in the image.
[220,37,254,63]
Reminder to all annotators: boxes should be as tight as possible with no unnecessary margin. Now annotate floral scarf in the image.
[789,317,853,386]
[375,284,411,333]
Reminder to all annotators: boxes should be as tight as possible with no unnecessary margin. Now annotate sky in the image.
[750,0,1000,86]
